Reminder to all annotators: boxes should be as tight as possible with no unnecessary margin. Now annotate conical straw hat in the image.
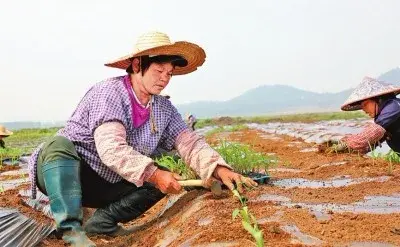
[341,77,400,111]
[0,125,13,136]
[105,31,206,76]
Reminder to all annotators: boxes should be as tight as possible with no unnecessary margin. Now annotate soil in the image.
[1,128,400,246]
[0,164,20,173]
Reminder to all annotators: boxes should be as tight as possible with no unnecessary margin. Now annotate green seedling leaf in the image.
[232,208,240,220]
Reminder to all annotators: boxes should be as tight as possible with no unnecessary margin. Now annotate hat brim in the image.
[105,41,206,76]
[0,129,13,136]
[341,88,400,111]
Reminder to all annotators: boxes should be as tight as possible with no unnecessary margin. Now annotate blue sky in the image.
[1,0,400,122]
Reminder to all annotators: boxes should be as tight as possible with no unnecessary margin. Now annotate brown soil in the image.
[0,164,20,173]
[0,174,28,181]
[1,128,400,246]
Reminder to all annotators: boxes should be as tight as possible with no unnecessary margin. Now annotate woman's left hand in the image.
[214,166,258,193]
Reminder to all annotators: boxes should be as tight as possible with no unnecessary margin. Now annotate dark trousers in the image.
[36,136,141,208]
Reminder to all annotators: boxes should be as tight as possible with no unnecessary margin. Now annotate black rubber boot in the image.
[84,183,164,236]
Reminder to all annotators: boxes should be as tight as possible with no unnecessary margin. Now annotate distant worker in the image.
[0,125,13,149]
[186,113,197,131]
[324,77,400,154]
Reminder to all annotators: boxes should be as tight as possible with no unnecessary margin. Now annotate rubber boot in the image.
[42,159,96,247]
[84,183,164,236]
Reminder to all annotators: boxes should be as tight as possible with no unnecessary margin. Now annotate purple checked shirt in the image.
[29,75,188,198]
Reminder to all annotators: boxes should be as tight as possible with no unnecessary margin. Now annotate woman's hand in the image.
[147,169,182,194]
[214,166,258,193]
[318,140,349,153]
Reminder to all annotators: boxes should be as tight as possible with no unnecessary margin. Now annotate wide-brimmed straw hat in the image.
[341,77,400,111]
[105,31,206,76]
[0,125,13,136]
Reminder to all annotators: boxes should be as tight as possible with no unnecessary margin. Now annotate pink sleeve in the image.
[342,122,386,153]
[175,129,233,181]
[94,122,157,187]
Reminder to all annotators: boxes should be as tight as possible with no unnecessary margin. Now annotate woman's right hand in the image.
[147,169,182,194]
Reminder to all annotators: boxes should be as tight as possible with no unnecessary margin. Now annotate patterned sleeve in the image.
[342,122,386,153]
[158,104,188,151]
[175,129,233,181]
[94,122,157,186]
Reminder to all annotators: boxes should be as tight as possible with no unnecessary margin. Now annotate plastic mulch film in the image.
[0,207,55,247]
[19,189,52,218]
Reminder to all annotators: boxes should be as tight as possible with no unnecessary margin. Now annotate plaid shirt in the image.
[29,75,187,198]
[342,122,386,153]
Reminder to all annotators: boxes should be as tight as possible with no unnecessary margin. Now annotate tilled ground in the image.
[1,128,400,246]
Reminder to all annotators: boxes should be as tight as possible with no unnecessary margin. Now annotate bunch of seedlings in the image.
[154,155,197,179]
[232,189,264,247]
[0,147,25,166]
[214,141,274,183]
[370,148,400,175]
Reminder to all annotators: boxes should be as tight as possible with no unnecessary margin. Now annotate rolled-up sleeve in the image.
[94,121,157,186]
[342,122,386,153]
[175,129,233,181]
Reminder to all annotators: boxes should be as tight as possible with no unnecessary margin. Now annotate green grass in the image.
[196,111,368,128]
[1,127,60,165]
[0,147,28,166]
[6,127,60,147]
[205,124,248,137]
[213,141,275,174]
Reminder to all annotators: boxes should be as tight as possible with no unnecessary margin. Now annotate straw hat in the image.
[341,77,400,111]
[0,125,13,136]
[105,31,206,75]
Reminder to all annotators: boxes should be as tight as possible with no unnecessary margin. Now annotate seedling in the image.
[232,189,264,247]
[155,155,197,180]
[214,141,275,175]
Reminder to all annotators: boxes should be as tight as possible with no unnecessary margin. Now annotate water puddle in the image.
[257,210,284,224]
[254,193,400,216]
[336,242,397,247]
[311,209,332,221]
[281,224,324,246]
[198,216,213,226]
[268,168,301,173]
[271,176,390,188]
